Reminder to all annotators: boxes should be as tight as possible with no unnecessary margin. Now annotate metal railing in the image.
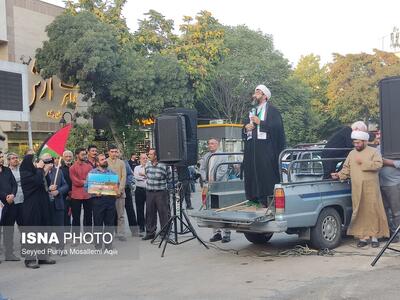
[279,148,352,183]
[204,152,243,182]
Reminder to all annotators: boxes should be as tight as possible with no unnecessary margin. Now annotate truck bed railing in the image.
[279,148,352,183]
[205,152,244,182]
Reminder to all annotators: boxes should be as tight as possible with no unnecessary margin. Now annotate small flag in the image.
[38,124,72,158]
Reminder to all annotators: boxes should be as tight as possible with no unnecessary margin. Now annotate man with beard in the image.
[87,153,117,250]
[61,150,73,228]
[107,145,127,241]
[243,85,286,206]
[42,153,69,253]
[0,151,18,262]
[69,148,93,237]
[331,130,389,248]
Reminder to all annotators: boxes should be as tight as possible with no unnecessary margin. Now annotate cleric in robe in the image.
[331,130,389,248]
[243,85,286,205]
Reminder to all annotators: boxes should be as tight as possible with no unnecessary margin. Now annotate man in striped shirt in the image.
[142,149,172,240]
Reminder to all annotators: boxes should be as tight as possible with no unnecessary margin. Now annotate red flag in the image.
[38,124,72,158]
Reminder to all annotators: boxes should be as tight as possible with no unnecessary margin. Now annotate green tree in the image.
[293,54,339,140]
[275,77,314,146]
[66,123,96,151]
[133,10,178,55]
[173,11,227,98]
[200,25,290,123]
[64,0,132,45]
[198,25,313,145]
[36,11,192,149]
[327,50,400,124]
[132,10,227,98]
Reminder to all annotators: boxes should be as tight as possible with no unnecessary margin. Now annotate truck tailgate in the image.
[189,209,287,233]
[190,210,274,224]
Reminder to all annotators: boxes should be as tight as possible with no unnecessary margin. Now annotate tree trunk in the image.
[109,122,124,150]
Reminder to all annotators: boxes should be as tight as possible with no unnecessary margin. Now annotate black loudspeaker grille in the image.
[380,77,400,159]
[158,108,198,166]
[155,115,186,163]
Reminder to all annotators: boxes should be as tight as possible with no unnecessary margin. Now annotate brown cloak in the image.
[338,146,389,238]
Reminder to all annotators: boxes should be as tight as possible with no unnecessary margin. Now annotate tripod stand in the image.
[151,166,209,257]
[371,225,400,266]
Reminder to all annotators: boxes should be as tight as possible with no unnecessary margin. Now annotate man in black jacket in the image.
[61,150,73,228]
[0,151,18,262]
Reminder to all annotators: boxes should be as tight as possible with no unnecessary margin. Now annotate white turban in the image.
[255,85,271,100]
[351,130,369,141]
[351,121,368,132]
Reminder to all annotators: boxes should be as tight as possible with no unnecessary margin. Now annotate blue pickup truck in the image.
[190,148,352,249]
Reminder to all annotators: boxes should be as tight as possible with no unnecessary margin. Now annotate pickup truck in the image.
[190,148,353,249]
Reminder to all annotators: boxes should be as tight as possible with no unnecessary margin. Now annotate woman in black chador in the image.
[20,154,55,269]
[243,85,286,206]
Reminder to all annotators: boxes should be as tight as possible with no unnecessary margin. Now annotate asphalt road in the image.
[1,191,400,300]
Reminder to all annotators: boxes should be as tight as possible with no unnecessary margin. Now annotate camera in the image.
[43,158,54,164]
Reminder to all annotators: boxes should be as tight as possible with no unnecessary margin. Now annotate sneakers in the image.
[117,236,127,242]
[209,233,222,242]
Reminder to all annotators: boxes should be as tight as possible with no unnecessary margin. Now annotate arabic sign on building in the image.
[28,59,80,123]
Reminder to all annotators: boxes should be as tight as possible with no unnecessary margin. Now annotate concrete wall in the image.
[0,0,7,42]
[13,6,55,61]
[5,0,63,62]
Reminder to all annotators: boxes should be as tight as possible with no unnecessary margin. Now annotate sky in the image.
[43,0,400,66]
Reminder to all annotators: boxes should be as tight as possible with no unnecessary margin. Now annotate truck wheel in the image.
[310,207,342,249]
[244,232,273,244]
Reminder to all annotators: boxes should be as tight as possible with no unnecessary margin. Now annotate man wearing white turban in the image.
[243,84,285,205]
[331,130,389,248]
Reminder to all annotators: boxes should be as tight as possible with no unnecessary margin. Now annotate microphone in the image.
[249,107,257,125]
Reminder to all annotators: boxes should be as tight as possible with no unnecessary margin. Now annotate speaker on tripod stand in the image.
[152,108,208,257]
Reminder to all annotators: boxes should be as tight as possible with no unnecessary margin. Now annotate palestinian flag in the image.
[38,124,72,158]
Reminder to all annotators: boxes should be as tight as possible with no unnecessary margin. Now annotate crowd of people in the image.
[0,144,201,269]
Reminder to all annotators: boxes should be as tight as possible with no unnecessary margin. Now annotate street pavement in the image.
[1,190,400,300]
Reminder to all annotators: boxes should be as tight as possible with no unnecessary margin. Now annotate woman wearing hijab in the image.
[20,154,56,269]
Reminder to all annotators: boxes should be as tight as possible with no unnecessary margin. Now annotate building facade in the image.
[0,0,88,154]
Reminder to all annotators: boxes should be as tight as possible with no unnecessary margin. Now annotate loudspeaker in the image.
[155,108,198,166]
[380,77,400,159]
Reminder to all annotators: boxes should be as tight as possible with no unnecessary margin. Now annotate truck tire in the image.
[310,207,342,249]
[244,232,273,244]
